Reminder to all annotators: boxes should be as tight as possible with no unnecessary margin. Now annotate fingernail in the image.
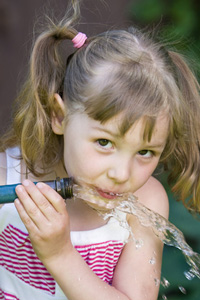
[23,179,30,186]
[14,198,20,205]
[16,185,23,192]
[36,182,45,189]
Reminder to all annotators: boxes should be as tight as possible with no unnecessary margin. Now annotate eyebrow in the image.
[91,126,122,138]
[143,143,166,149]
[92,126,166,148]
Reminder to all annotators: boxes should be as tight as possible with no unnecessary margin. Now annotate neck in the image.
[21,159,68,183]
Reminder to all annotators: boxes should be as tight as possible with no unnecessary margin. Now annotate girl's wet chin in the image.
[84,194,120,211]
[85,199,116,211]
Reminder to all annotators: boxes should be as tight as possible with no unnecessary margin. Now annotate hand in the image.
[15,180,73,264]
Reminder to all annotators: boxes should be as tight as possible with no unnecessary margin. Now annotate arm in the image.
[15,177,168,300]
[112,176,169,300]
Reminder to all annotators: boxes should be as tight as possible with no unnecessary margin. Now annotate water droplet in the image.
[162,295,168,300]
[179,286,187,294]
[154,278,160,286]
[135,239,144,249]
[184,270,195,280]
[149,257,156,264]
[161,277,170,288]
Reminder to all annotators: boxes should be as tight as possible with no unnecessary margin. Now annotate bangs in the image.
[84,61,169,140]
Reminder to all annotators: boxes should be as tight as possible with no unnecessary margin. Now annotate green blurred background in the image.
[127,1,200,298]
[158,174,200,299]
[128,0,200,78]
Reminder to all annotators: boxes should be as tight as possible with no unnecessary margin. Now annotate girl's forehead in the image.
[106,112,168,136]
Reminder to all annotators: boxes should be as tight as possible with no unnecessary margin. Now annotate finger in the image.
[36,182,67,213]
[14,197,40,234]
[21,180,58,217]
[15,183,50,227]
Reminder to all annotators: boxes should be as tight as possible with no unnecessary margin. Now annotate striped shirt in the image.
[0,148,129,300]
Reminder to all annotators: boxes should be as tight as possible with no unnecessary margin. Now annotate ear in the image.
[51,93,66,135]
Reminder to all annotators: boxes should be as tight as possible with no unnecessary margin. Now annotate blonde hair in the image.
[1,0,200,213]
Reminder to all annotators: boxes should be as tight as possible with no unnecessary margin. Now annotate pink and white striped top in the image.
[0,148,129,300]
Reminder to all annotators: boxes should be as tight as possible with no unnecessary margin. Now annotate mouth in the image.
[96,188,123,200]
[72,181,137,211]
[72,179,127,210]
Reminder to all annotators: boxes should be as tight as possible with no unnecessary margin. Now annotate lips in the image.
[96,188,121,200]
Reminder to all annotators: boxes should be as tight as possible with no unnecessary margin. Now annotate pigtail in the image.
[167,51,200,213]
[0,1,81,175]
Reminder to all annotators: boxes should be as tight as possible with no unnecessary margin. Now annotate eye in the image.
[138,149,153,158]
[97,139,113,149]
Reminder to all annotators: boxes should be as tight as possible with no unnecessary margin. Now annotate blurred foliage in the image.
[128,0,200,79]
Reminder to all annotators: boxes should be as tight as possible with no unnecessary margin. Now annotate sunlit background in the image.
[0,1,199,299]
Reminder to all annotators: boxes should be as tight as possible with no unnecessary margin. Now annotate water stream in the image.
[72,183,200,296]
[115,197,200,279]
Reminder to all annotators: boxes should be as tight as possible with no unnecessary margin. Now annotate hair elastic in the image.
[72,32,87,48]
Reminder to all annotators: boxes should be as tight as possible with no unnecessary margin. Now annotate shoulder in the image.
[134,176,169,219]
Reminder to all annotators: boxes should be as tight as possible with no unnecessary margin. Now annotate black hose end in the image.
[56,177,73,199]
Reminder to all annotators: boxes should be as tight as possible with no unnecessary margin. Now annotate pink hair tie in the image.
[72,32,87,48]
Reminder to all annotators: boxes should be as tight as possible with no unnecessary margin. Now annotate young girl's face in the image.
[61,111,169,200]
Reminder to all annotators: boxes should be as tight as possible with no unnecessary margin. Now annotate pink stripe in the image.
[81,252,122,258]
[3,228,28,245]
[91,267,113,274]
[89,264,115,270]
[0,259,46,271]
[0,289,20,300]
[87,263,116,271]
[0,239,35,254]
[0,224,56,295]
[1,223,125,289]
[91,271,112,278]
[75,241,124,284]
[85,254,119,261]
[0,249,44,262]
[75,240,124,248]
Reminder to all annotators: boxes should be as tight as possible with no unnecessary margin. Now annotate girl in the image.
[0,1,200,299]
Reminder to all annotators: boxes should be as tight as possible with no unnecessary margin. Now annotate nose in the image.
[107,155,132,184]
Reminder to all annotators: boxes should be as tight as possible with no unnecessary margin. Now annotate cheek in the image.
[63,142,102,179]
[145,159,160,178]
[63,145,86,175]
[134,160,159,188]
